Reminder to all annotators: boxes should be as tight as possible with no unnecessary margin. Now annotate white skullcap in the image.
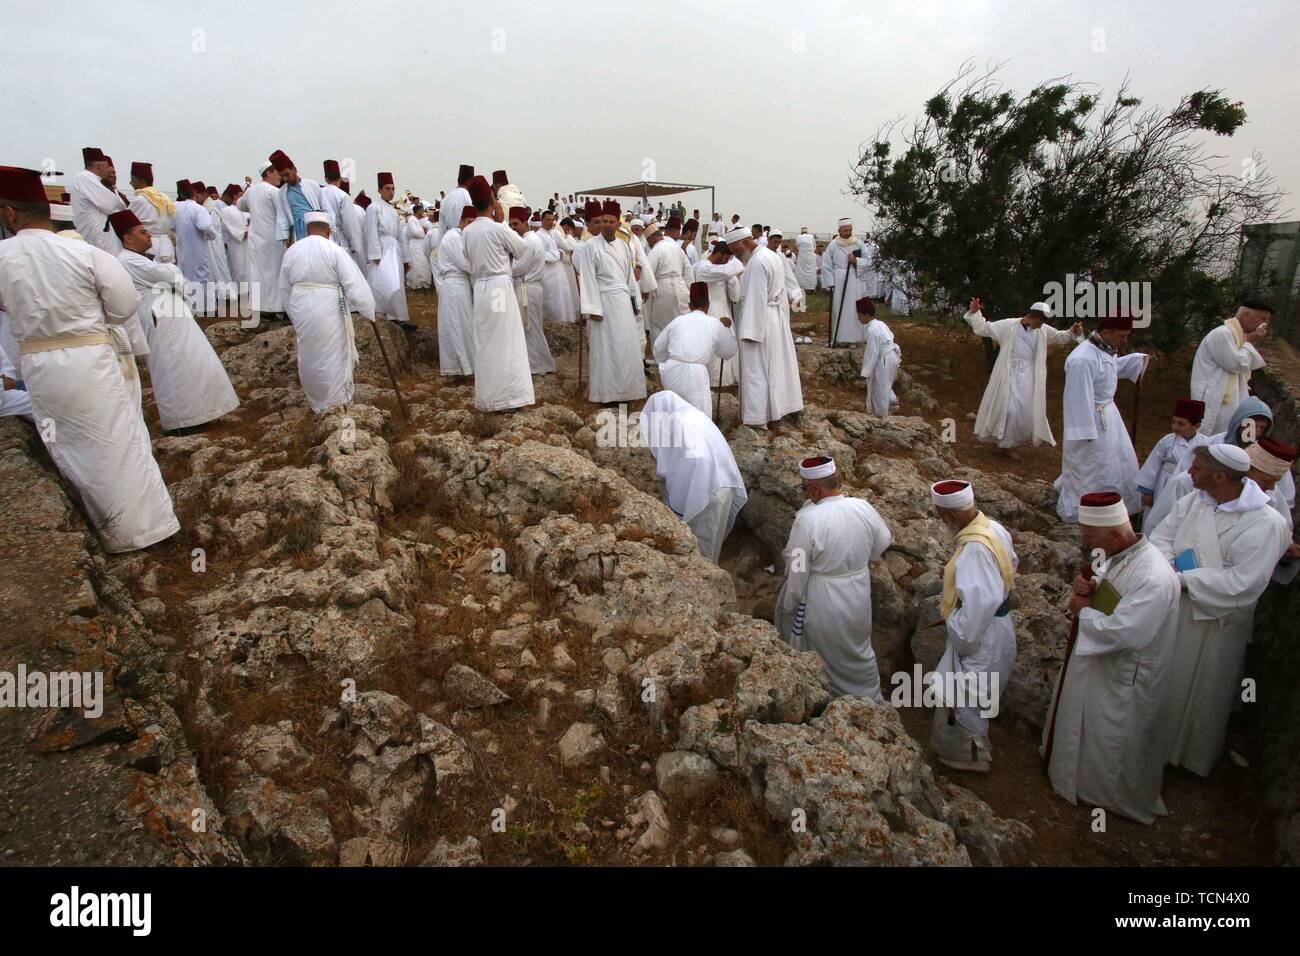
[1078,492,1130,526]
[799,456,836,480]
[630,217,644,227]
[930,480,975,509]
[722,226,749,243]
[257,160,274,176]
[1207,443,1251,472]
[837,217,853,227]
[1028,301,1054,318]
[768,226,783,238]
[303,211,330,226]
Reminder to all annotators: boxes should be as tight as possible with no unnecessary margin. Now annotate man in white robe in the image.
[793,228,817,293]
[964,297,1082,451]
[196,183,234,303]
[639,389,748,563]
[113,210,240,431]
[646,225,692,345]
[321,161,362,262]
[927,480,1018,772]
[237,162,286,318]
[172,179,218,314]
[364,172,411,324]
[349,192,369,272]
[437,164,474,245]
[506,206,555,375]
[269,149,331,246]
[0,305,33,420]
[726,227,803,428]
[462,176,533,412]
[1148,444,1290,777]
[70,147,125,255]
[538,210,576,324]
[694,241,744,390]
[433,206,476,377]
[856,297,900,417]
[1055,315,1149,521]
[0,167,177,552]
[127,161,175,264]
[1189,302,1271,435]
[824,218,870,345]
[217,184,251,288]
[774,456,892,699]
[277,212,377,412]
[578,201,647,404]
[1041,492,1181,824]
[652,281,737,416]
[405,206,433,289]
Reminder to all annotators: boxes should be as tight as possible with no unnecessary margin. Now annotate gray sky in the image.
[8,0,1297,234]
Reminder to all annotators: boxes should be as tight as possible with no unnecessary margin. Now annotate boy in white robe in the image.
[364,172,411,324]
[928,480,1018,773]
[726,228,803,428]
[277,212,377,412]
[1055,316,1149,522]
[963,297,1083,451]
[774,456,892,699]
[638,389,748,563]
[507,206,556,375]
[1137,398,1207,514]
[113,211,240,431]
[1189,302,1270,435]
[1148,444,1290,777]
[433,207,476,377]
[651,281,737,416]
[1042,492,1181,824]
[578,201,647,404]
[856,297,900,417]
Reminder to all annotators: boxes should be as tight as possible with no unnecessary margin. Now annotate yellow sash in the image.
[939,512,1016,620]
[1224,317,1248,403]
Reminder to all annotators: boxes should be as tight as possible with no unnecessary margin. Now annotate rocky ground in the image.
[0,289,1286,866]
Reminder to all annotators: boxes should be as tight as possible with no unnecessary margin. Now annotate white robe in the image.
[218,202,251,287]
[173,199,216,286]
[577,235,647,404]
[513,230,555,374]
[322,184,360,256]
[0,229,178,552]
[793,234,818,292]
[823,241,869,344]
[646,240,691,343]
[128,191,175,264]
[1041,536,1181,824]
[1055,339,1148,521]
[964,311,1079,447]
[859,317,901,417]
[1137,431,1208,509]
[274,178,330,242]
[277,235,377,412]
[202,199,234,291]
[1190,324,1266,435]
[1148,481,1290,776]
[463,218,534,411]
[437,186,470,245]
[405,217,433,289]
[539,227,576,324]
[736,247,803,426]
[238,181,285,313]
[0,308,33,421]
[652,309,737,416]
[693,257,743,389]
[118,250,240,430]
[364,201,411,322]
[638,389,747,563]
[70,170,125,255]
[781,252,806,313]
[774,495,892,699]
[433,227,475,376]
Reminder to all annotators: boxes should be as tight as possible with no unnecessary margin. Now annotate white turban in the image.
[303,211,330,226]
[930,480,974,509]
[799,456,836,480]
[630,218,644,227]
[1208,443,1251,472]
[722,226,749,243]
[837,217,853,227]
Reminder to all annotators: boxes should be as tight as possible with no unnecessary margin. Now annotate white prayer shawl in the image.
[70,170,125,255]
[513,230,555,374]
[437,186,470,245]
[277,235,377,412]
[364,201,411,322]
[463,218,534,411]
[736,247,803,426]
[274,178,330,241]
[1055,339,1148,521]
[652,309,738,416]
[693,257,743,388]
[1042,537,1181,824]
[964,310,1079,447]
[202,199,234,286]
[173,199,217,285]
[321,184,359,254]
[433,227,475,376]
[238,182,285,312]
[823,240,869,344]
[1137,431,1208,505]
[0,229,178,552]
[793,234,817,291]
[774,495,893,699]
[1148,482,1290,776]
[128,192,175,264]
[539,227,577,323]
[647,240,692,343]
[117,250,240,429]
[638,389,748,563]
[1190,324,1266,434]
[930,520,1017,750]
[859,318,901,416]
[577,235,647,404]
[218,203,251,286]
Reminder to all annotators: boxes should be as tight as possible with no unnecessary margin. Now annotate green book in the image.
[1091,579,1122,616]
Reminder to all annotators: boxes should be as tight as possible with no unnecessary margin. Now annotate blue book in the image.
[1173,548,1199,572]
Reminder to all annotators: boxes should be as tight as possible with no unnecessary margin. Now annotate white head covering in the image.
[930,480,974,509]
[303,211,330,226]
[1078,493,1130,526]
[837,217,853,227]
[722,226,749,243]
[639,390,748,527]
[257,160,274,176]
[630,217,644,227]
[768,227,783,238]
[799,456,836,480]
[1208,443,1251,472]
[1028,301,1054,318]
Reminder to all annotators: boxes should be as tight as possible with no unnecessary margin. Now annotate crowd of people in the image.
[0,148,1295,830]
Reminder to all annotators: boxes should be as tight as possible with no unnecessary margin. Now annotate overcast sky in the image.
[8,0,1296,233]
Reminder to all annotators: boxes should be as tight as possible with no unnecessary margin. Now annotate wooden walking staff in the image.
[1042,555,1095,769]
[369,319,409,423]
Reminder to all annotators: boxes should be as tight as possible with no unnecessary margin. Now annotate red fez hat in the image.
[856,296,876,317]
[101,155,115,168]
[468,175,493,207]
[458,164,474,181]
[268,149,293,172]
[667,216,682,230]
[206,185,218,196]
[1100,313,1134,331]
[108,209,142,239]
[507,206,527,222]
[223,183,242,197]
[584,200,603,219]
[377,171,394,188]
[459,206,477,223]
[1173,398,1206,423]
[688,281,709,303]
[355,192,371,209]
[491,170,509,188]
[339,178,350,194]
[932,480,969,496]
[176,179,193,195]
[0,166,49,204]
[130,161,153,184]
[1079,491,1123,508]
[191,181,207,195]
[684,218,699,232]
[82,147,106,166]
[1258,437,1297,463]
[602,200,621,218]
[323,159,341,179]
